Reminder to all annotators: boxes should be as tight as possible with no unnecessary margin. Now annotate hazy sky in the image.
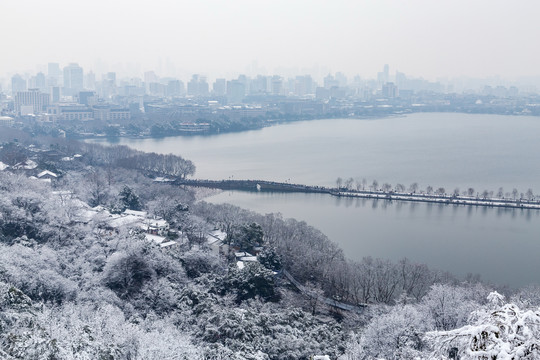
[2,0,540,80]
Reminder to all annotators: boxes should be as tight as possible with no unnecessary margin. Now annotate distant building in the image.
[213,78,226,96]
[294,75,313,96]
[45,104,130,121]
[33,72,47,93]
[93,105,131,121]
[15,89,50,115]
[78,91,96,106]
[11,74,27,94]
[271,76,283,95]
[85,71,96,90]
[63,63,84,96]
[382,82,398,98]
[167,79,184,96]
[226,80,246,104]
[47,63,61,80]
[188,74,209,97]
[323,74,339,89]
[250,75,269,95]
[50,87,60,103]
[0,116,14,127]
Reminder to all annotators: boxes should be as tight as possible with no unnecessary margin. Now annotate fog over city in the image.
[2,0,540,81]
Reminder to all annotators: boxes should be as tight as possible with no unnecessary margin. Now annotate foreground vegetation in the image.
[0,127,539,359]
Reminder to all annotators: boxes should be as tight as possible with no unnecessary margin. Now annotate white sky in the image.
[2,0,540,80]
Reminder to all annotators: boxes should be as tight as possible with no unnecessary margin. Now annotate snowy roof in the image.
[37,170,58,178]
[13,159,38,170]
[209,229,227,241]
[207,230,227,245]
[0,162,8,171]
[145,233,166,244]
[235,252,252,258]
[237,261,245,270]
[153,177,174,182]
[123,209,147,217]
[159,241,177,248]
[240,256,258,262]
[108,215,142,228]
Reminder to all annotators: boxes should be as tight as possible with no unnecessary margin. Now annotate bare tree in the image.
[344,177,354,190]
[426,186,433,195]
[355,178,363,191]
[526,188,534,200]
[395,184,405,193]
[497,187,504,199]
[453,188,460,197]
[382,183,392,192]
[409,182,418,193]
[372,180,379,191]
[87,170,109,207]
[336,177,343,189]
[436,187,445,196]
[467,188,475,197]
[512,188,519,199]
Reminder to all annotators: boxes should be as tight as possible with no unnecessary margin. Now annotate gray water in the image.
[92,113,540,286]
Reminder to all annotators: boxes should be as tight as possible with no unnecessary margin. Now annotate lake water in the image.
[92,113,540,286]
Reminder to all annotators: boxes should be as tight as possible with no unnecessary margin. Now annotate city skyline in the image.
[2,0,540,82]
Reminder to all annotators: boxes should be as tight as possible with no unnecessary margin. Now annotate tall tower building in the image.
[11,74,27,94]
[213,78,226,96]
[47,63,61,86]
[63,63,84,95]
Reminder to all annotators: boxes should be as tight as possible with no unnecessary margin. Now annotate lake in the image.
[92,113,540,286]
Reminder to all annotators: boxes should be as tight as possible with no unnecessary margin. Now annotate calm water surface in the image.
[92,113,540,286]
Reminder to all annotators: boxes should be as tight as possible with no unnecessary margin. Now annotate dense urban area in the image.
[2,63,540,139]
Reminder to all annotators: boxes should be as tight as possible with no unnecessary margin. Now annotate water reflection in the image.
[206,190,540,287]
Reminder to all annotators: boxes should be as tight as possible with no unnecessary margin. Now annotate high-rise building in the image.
[187,74,209,97]
[382,82,398,98]
[226,80,245,104]
[335,72,347,87]
[167,79,184,96]
[85,71,96,90]
[294,75,313,96]
[36,72,47,92]
[250,75,269,95]
[198,76,209,96]
[187,75,199,96]
[50,87,60,103]
[323,74,339,89]
[377,64,390,85]
[48,63,61,78]
[11,74,27,94]
[78,91,97,106]
[271,76,283,95]
[47,63,61,86]
[144,71,158,93]
[213,78,226,96]
[63,63,84,95]
[15,89,50,115]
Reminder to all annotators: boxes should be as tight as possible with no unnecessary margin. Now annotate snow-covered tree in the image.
[346,304,428,359]
[426,292,540,359]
